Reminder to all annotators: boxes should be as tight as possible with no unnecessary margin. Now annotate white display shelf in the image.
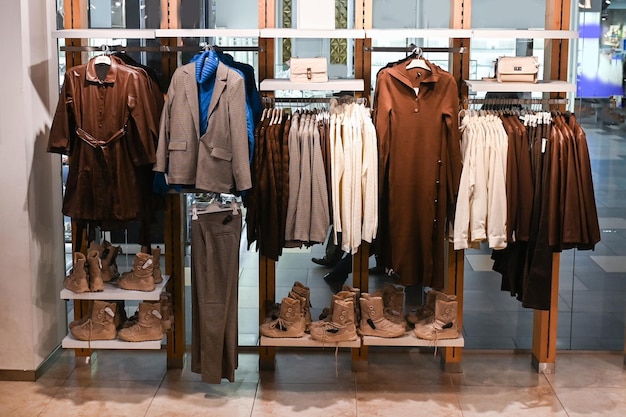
[465,79,576,93]
[260,78,364,91]
[362,332,464,347]
[154,29,260,38]
[62,334,163,350]
[260,335,361,348]
[60,275,170,301]
[260,28,366,39]
[53,29,157,39]
[365,28,577,40]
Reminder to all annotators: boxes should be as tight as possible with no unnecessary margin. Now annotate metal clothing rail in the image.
[465,98,568,105]
[261,96,368,107]
[364,44,467,54]
[60,45,263,53]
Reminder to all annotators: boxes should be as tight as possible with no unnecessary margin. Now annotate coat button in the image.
[437,160,442,164]
[414,108,418,112]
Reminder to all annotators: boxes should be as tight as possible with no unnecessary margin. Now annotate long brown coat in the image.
[48,56,159,222]
[373,59,462,289]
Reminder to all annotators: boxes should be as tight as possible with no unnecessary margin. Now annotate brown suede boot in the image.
[152,246,163,284]
[413,297,459,341]
[64,252,89,294]
[101,241,121,282]
[118,253,155,291]
[70,300,117,341]
[86,249,104,292]
[118,302,164,342]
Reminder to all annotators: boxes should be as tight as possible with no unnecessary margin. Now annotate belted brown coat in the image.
[48,56,159,222]
[373,59,463,289]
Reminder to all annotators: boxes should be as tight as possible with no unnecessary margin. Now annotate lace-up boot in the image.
[70,300,117,341]
[64,252,89,294]
[358,294,405,338]
[117,302,164,342]
[260,296,305,338]
[310,298,358,343]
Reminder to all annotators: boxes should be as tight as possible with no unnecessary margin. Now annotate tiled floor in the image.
[2,349,626,416]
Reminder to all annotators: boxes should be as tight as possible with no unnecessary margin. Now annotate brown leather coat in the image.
[373,59,463,289]
[48,56,158,222]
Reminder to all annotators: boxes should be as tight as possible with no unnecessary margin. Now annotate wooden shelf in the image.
[260,335,361,348]
[465,79,576,93]
[52,29,157,39]
[154,29,260,38]
[60,275,170,301]
[362,332,464,347]
[259,78,364,91]
[62,334,164,350]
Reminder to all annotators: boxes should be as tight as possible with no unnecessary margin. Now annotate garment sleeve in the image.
[153,71,176,173]
[372,71,393,198]
[361,109,378,243]
[48,72,75,155]
[453,118,473,250]
[487,118,508,249]
[442,77,463,228]
[227,75,252,191]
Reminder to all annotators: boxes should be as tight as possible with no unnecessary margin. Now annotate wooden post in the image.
[442,244,464,373]
[164,194,185,369]
[532,0,570,373]
[258,255,277,370]
[351,243,370,371]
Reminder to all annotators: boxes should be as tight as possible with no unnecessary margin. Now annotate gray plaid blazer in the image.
[154,61,251,193]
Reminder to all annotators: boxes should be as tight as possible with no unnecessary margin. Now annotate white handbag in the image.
[289,57,329,83]
[496,56,539,83]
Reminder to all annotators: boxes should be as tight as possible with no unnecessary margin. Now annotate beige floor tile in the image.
[146,381,257,417]
[68,350,167,381]
[545,352,626,388]
[589,256,626,273]
[0,379,62,417]
[259,351,356,385]
[164,352,259,383]
[457,382,568,417]
[553,386,626,417]
[252,382,357,417]
[38,379,159,417]
[354,349,454,387]
[465,255,495,271]
[356,385,462,417]
[450,352,547,387]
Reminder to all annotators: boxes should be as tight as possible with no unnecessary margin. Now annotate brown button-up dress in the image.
[373,59,462,289]
[48,56,158,223]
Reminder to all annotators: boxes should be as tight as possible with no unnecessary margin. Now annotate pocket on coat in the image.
[168,141,187,151]
[210,146,232,161]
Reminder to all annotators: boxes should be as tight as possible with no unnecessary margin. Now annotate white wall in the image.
[0,0,66,372]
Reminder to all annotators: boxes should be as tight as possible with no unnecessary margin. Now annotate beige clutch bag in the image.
[289,57,329,83]
[496,56,539,83]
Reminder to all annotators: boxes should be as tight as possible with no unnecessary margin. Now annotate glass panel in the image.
[372,0,450,29]
[568,0,626,351]
[88,0,161,29]
[471,0,547,29]
[179,0,258,29]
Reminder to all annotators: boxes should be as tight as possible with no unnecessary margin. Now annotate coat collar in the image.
[85,55,118,84]
[385,58,441,90]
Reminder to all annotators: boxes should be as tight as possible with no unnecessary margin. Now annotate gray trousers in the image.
[190,210,241,383]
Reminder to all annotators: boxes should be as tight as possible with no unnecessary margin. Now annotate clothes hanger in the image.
[191,199,240,220]
[405,46,431,71]
[93,44,112,66]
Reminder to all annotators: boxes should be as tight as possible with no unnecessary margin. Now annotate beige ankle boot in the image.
[359,294,406,338]
[413,297,459,340]
[118,302,164,342]
[310,298,358,343]
[118,253,155,291]
[64,252,89,294]
[70,300,117,341]
[260,296,305,338]
[86,249,104,292]
[406,289,455,324]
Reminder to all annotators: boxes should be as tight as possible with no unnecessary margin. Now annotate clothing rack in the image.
[261,95,368,108]
[60,44,263,53]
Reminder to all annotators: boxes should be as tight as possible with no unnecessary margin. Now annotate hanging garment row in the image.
[246,99,378,261]
[48,52,164,246]
[453,109,600,310]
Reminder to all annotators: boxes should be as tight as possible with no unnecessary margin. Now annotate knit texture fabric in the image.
[192,50,219,136]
